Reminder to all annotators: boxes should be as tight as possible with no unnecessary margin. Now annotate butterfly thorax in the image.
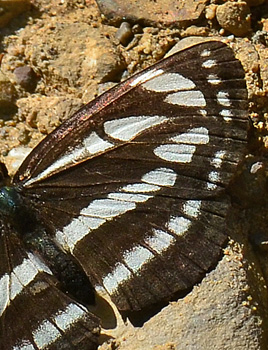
[0,186,21,218]
[0,186,35,231]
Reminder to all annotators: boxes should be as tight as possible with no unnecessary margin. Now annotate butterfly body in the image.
[0,41,249,350]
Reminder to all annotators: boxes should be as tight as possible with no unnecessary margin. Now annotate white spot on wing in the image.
[200,49,211,57]
[102,264,131,294]
[202,59,217,68]
[54,303,86,331]
[206,182,217,190]
[183,200,201,218]
[122,183,160,193]
[219,109,233,122]
[141,167,177,187]
[130,68,164,86]
[207,73,221,85]
[206,171,220,190]
[83,132,114,154]
[33,320,61,348]
[168,216,191,236]
[25,132,114,186]
[211,150,226,168]
[208,171,220,183]
[145,229,175,253]
[104,115,168,141]
[165,90,206,107]
[0,274,9,317]
[10,273,23,301]
[108,192,152,202]
[123,245,154,273]
[154,144,196,163]
[81,198,136,219]
[103,245,154,294]
[154,127,209,163]
[171,127,209,144]
[142,72,196,92]
[10,253,52,305]
[28,253,52,275]
[217,91,231,107]
[55,216,105,252]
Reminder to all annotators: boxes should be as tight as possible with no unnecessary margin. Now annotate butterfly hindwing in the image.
[0,221,100,350]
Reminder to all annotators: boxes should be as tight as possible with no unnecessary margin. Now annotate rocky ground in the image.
[1,0,268,349]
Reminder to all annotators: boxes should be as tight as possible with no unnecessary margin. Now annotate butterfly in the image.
[0,40,249,350]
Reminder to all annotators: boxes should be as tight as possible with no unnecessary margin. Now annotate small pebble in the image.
[14,65,38,92]
[0,71,17,120]
[216,1,251,36]
[8,146,32,173]
[115,22,133,46]
[205,4,217,20]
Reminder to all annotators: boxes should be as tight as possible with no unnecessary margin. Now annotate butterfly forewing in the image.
[15,41,247,185]
[8,41,248,314]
